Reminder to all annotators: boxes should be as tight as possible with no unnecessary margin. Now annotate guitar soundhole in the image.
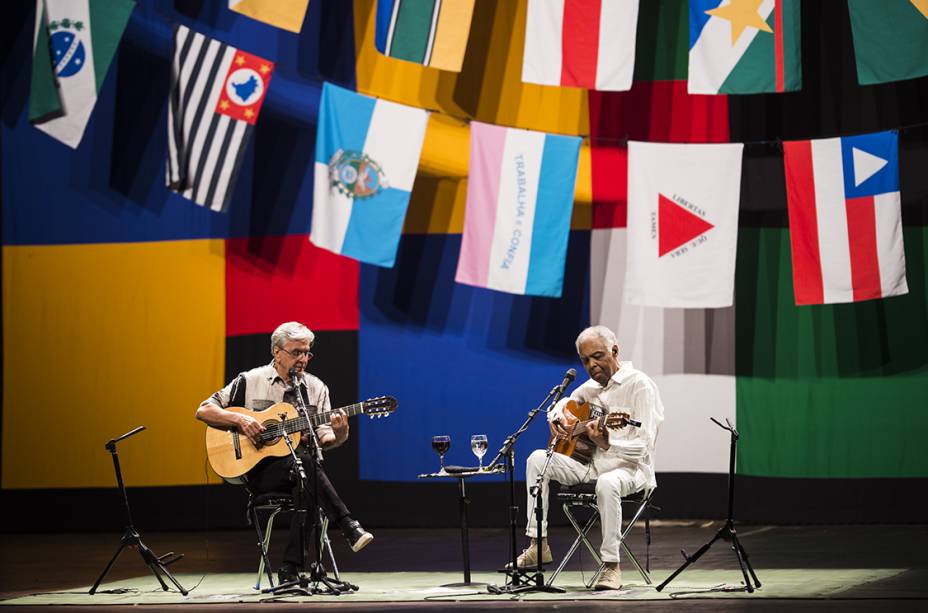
[261,420,283,446]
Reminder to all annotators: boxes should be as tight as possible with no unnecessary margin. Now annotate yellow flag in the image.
[228,0,309,33]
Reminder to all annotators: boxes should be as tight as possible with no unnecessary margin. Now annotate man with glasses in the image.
[196,321,372,584]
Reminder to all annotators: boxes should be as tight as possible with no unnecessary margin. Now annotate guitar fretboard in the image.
[257,402,367,442]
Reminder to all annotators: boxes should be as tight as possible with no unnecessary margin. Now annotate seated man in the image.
[515,325,663,590]
[196,321,372,583]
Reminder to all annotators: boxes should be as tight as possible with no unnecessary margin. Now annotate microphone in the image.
[557,368,577,394]
[287,368,300,385]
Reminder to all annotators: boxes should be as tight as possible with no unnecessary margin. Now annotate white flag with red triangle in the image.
[625,141,744,307]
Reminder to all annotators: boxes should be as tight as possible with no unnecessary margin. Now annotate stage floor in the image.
[1,523,926,611]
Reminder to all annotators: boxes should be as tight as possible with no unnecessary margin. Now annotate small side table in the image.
[418,465,503,587]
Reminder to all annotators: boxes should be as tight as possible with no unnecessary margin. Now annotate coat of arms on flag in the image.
[310,83,429,267]
[783,130,908,305]
[166,26,274,212]
[29,0,136,148]
[625,141,743,308]
[688,0,801,94]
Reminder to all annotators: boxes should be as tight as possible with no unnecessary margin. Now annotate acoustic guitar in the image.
[549,399,632,465]
[206,396,397,479]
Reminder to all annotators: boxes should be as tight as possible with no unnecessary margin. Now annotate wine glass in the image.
[432,435,451,471]
[471,434,488,470]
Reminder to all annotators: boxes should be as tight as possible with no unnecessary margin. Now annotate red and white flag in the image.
[522,0,639,91]
[783,131,907,305]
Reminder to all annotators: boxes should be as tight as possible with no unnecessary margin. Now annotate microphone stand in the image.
[264,373,354,596]
[486,376,572,595]
[90,427,187,596]
[656,417,761,593]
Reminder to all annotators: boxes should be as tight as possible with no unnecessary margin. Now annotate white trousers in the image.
[525,449,645,563]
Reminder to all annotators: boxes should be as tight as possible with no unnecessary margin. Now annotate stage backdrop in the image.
[1,0,926,531]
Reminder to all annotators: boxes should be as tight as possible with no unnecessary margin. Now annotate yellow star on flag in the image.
[235,55,246,66]
[219,99,230,110]
[259,64,271,74]
[706,0,773,45]
[244,108,254,119]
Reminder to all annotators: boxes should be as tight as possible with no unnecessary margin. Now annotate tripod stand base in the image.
[655,521,761,593]
[487,570,566,595]
[89,527,187,596]
[262,565,359,596]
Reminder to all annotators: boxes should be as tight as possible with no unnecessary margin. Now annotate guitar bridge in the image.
[231,431,242,460]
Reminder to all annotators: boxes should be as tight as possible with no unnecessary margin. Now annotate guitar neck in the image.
[283,402,366,434]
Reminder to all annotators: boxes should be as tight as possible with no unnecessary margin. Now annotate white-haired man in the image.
[196,321,372,584]
[514,325,664,590]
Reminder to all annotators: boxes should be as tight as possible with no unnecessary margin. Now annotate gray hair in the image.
[270,321,315,354]
[575,325,617,354]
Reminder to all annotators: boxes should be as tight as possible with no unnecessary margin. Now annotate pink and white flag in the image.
[783,130,908,305]
[522,0,639,91]
[455,121,581,297]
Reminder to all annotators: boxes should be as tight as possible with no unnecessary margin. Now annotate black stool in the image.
[246,491,339,590]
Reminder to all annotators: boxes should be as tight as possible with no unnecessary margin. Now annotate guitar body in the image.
[205,395,398,481]
[550,400,600,465]
[205,403,301,480]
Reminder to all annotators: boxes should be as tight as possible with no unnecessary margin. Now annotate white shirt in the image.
[551,361,664,488]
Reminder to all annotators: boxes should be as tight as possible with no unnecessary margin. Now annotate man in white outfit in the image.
[515,325,664,590]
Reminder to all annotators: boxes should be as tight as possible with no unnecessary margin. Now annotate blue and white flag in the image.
[310,83,429,267]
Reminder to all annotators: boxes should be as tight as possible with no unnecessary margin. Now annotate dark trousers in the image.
[247,453,351,567]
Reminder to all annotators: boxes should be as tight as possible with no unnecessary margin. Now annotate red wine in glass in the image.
[431,435,450,470]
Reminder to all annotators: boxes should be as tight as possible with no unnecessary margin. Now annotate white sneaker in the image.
[594,563,622,590]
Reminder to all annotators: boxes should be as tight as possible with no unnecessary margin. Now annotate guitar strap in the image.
[229,375,246,408]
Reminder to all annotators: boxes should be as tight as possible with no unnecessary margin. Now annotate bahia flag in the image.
[455,121,581,298]
[688,0,801,94]
[847,0,928,85]
[228,0,310,33]
[310,83,429,267]
[166,26,274,212]
[375,0,476,72]
[783,131,908,305]
[625,141,743,307]
[29,0,135,148]
[522,0,640,91]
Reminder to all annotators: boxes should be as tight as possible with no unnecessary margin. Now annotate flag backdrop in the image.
[847,0,928,85]
[310,82,429,267]
[374,0,475,72]
[522,0,639,91]
[166,25,274,212]
[228,0,310,33]
[783,131,908,305]
[688,0,801,94]
[29,0,135,148]
[624,141,744,308]
[455,121,581,297]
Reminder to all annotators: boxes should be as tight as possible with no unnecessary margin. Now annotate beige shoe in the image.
[505,539,553,569]
[594,563,622,590]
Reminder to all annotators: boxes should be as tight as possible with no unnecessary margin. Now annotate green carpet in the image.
[0,569,905,605]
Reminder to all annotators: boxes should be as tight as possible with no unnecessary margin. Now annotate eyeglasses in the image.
[279,348,314,360]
